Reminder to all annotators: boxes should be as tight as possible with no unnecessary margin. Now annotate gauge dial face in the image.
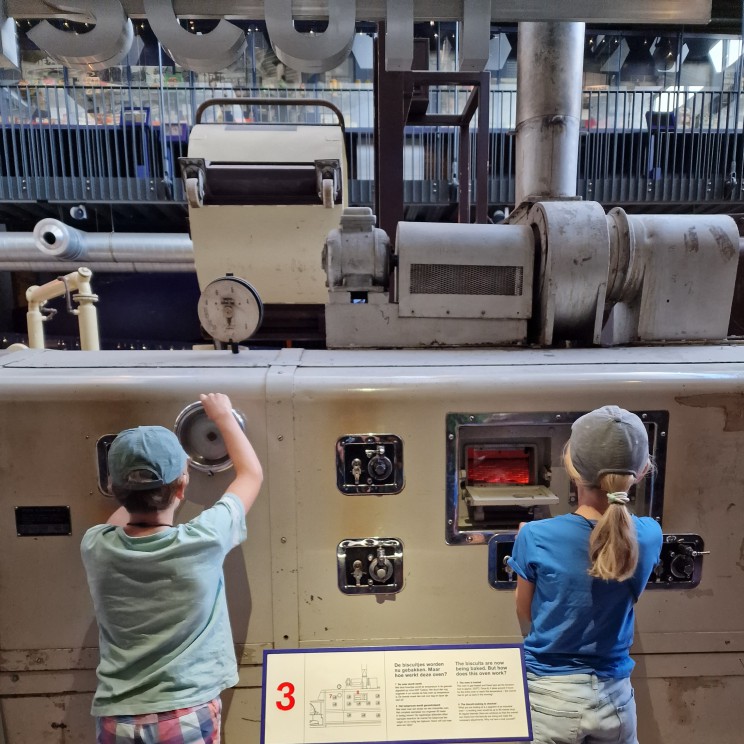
[197,276,263,344]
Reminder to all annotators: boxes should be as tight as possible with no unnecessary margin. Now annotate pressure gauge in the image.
[197,275,263,345]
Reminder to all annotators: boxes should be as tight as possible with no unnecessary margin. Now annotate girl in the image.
[508,405,663,744]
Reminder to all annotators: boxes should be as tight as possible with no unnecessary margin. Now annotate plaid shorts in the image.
[96,697,222,744]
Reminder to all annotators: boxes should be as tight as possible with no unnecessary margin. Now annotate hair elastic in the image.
[607,491,630,505]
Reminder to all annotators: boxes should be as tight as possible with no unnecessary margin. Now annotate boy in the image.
[81,393,263,744]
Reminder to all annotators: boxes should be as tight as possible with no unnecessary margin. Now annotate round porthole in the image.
[174,401,246,474]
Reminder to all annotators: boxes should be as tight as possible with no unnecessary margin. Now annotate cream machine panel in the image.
[1,346,744,743]
[181,98,348,305]
[0,350,278,744]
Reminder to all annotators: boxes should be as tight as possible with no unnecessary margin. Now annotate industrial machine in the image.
[1,9,744,744]
[1,345,743,744]
[180,97,348,307]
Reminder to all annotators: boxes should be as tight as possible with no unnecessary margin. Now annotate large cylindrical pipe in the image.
[0,223,194,272]
[0,261,194,272]
[33,218,194,265]
[515,22,585,205]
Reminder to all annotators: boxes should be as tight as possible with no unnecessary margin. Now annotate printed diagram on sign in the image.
[309,667,383,728]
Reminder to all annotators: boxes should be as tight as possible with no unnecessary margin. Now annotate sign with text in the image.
[261,644,531,744]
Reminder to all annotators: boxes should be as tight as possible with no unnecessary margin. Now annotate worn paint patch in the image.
[676,393,744,432]
[684,588,714,598]
[709,225,737,261]
[684,227,700,253]
[737,538,744,573]
[666,677,724,726]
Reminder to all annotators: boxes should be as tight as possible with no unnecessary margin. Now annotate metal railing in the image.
[0,83,742,207]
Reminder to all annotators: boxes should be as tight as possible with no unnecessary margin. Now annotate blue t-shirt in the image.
[507,513,662,678]
[80,493,247,716]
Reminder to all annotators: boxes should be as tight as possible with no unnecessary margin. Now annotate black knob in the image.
[670,554,694,579]
[368,455,393,481]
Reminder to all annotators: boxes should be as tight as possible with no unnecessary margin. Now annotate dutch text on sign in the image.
[261,644,531,744]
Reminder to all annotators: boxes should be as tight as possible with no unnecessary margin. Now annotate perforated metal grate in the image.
[409,264,523,296]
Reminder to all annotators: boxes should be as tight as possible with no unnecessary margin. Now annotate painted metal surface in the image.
[187,120,348,303]
[0,345,742,742]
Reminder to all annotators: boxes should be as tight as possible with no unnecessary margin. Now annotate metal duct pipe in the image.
[0,260,195,272]
[28,219,195,270]
[515,21,585,205]
[0,223,193,271]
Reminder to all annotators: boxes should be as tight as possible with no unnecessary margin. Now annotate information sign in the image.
[261,644,531,744]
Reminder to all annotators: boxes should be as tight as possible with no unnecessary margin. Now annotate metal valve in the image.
[670,553,694,579]
[351,560,365,587]
[367,446,393,481]
[647,534,707,589]
[503,555,514,578]
[337,538,403,595]
[351,459,363,485]
[488,535,519,588]
[369,546,394,582]
[336,435,404,494]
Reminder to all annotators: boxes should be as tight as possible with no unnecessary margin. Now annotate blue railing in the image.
[0,83,741,207]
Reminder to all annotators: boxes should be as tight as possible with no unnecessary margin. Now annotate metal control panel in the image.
[336,435,404,494]
[487,533,520,588]
[648,534,708,589]
[487,532,707,590]
[337,537,404,595]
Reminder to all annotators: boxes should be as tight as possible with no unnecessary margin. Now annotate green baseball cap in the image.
[108,426,188,490]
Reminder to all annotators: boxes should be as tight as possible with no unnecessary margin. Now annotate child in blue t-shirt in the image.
[508,405,662,744]
[81,393,263,744]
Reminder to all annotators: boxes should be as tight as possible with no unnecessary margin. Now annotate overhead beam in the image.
[6,0,713,24]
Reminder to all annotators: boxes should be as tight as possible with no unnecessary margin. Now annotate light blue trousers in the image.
[527,673,638,744]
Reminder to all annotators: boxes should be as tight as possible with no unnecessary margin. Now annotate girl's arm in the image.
[515,576,535,637]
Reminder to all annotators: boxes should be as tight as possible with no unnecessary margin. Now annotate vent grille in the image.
[410,264,523,296]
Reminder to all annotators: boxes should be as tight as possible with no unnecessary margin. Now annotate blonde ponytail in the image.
[588,473,638,581]
[564,444,641,581]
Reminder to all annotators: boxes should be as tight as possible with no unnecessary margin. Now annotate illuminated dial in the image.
[197,275,263,344]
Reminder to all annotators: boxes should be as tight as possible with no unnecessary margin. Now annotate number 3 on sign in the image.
[276,681,296,711]
[263,657,304,744]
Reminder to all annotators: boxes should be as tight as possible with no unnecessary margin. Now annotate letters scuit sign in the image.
[3,0,713,74]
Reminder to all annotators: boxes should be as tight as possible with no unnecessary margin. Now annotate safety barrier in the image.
[0,83,741,207]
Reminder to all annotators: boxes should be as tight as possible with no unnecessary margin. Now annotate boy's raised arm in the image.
[200,393,264,514]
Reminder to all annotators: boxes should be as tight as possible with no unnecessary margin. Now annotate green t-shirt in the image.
[81,493,247,715]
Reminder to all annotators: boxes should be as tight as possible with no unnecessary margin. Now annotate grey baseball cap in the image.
[108,426,188,490]
[569,406,649,486]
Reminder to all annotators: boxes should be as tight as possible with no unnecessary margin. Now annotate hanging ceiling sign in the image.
[2,0,713,73]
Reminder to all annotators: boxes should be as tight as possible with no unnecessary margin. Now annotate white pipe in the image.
[25,267,100,350]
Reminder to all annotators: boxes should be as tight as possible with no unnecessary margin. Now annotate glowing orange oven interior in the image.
[465,446,533,486]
